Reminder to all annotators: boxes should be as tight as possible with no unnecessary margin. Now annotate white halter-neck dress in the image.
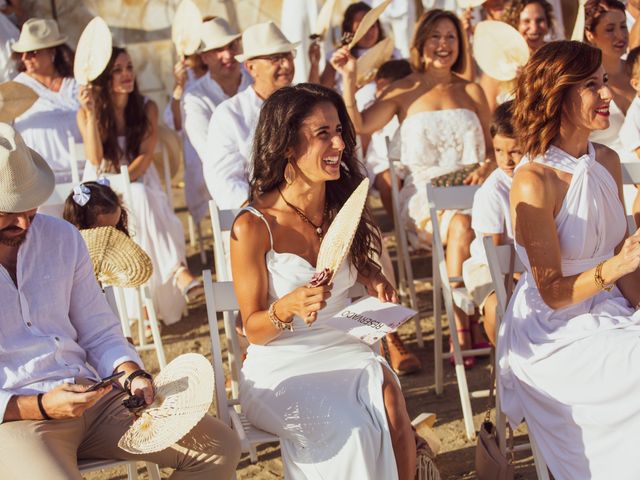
[399,108,485,250]
[239,207,399,480]
[84,135,187,325]
[498,144,640,480]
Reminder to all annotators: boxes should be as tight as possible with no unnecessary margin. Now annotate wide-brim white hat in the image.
[12,18,67,53]
[198,17,241,53]
[235,21,300,62]
[473,21,529,81]
[0,123,54,212]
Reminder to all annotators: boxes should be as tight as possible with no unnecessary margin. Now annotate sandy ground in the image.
[85,187,540,480]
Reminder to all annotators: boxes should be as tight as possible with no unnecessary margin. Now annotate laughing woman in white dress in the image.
[499,40,640,480]
[333,9,494,360]
[231,83,423,479]
[11,18,81,183]
[77,47,203,325]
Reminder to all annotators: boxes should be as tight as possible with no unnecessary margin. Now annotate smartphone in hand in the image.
[86,371,125,392]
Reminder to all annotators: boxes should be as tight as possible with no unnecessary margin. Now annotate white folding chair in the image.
[79,458,161,480]
[67,131,83,185]
[105,284,167,368]
[621,162,640,219]
[482,237,550,480]
[203,270,279,469]
[427,183,490,440]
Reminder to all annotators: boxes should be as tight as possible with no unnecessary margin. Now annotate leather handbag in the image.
[475,351,514,480]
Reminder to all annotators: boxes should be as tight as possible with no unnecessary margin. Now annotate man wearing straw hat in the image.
[182,17,252,221]
[203,20,297,210]
[0,123,240,477]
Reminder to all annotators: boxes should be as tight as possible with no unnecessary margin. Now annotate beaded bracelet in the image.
[268,301,294,331]
[594,261,613,292]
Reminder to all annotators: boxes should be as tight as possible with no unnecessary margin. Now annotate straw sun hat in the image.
[235,21,300,62]
[12,18,67,53]
[0,81,38,122]
[198,17,241,53]
[119,353,214,454]
[0,123,54,213]
[80,226,153,288]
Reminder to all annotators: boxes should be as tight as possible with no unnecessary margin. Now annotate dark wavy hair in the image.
[585,0,626,36]
[13,44,75,77]
[63,181,129,235]
[91,47,150,171]
[410,9,466,74]
[513,41,602,159]
[341,2,385,45]
[250,83,381,276]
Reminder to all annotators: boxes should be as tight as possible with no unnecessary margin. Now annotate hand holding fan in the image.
[74,17,112,85]
[310,178,370,286]
[118,353,214,454]
[172,0,203,57]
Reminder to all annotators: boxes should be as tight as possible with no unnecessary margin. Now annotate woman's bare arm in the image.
[126,101,158,181]
[77,86,103,167]
[512,161,640,310]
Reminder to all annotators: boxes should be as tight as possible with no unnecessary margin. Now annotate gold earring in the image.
[284,162,295,185]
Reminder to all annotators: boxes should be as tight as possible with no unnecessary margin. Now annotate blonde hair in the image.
[513,41,602,160]
[409,9,466,74]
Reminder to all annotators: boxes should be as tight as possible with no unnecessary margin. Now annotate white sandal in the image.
[173,266,205,306]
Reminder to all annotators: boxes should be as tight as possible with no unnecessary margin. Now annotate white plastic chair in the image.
[482,237,550,480]
[426,183,490,440]
[79,458,161,480]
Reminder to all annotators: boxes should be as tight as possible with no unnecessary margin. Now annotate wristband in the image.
[123,370,153,395]
[37,393,52,420]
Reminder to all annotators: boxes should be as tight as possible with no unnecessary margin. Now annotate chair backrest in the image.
[482,237,525,319]
[426,183,481,211]
[208,199,241,282]
[42,182,74,208]
[621,162,640,185]
[154,142,174,209]
[67,133,84,185]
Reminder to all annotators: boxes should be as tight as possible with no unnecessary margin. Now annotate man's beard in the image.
[0,228,27,246]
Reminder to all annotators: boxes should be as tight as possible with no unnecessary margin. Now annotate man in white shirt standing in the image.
[183,17,253,222]
[0,123,240,478]
[204,21,297,209]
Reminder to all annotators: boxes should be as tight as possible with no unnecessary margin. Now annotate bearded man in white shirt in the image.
[203,21,297,210]
[182,17,253,222]
[0,123,240,479]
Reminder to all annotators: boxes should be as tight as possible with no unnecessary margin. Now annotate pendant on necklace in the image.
[316,227,323,236]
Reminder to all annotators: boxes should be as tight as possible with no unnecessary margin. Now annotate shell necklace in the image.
[278,188,327,239]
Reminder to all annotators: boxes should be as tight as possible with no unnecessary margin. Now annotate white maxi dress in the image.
[498,143,640,480]
[239,207,399,480]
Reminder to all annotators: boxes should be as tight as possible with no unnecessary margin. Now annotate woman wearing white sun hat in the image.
[11,18,81,183]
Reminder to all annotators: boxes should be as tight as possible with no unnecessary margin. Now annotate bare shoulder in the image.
[231,208,271,252]
[144,99,159,118]
[461,80,486,102]
[511,162,551,205]
[380,72,423,99]
[594,142,623,183]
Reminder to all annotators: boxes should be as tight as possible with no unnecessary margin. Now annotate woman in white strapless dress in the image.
[231,84,424,479]
[333,9,493,356]
[500,41,640,479]
[77,47,203,325]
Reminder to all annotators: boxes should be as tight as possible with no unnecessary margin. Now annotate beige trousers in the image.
[0,389,241,479]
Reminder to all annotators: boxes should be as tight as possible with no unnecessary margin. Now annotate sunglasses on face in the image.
[251,51,296,64]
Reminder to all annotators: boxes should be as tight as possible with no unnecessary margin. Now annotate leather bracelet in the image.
[123,370,153,395]
[268,301,293,331]
[37,393,52,420]
[594,261,613,292]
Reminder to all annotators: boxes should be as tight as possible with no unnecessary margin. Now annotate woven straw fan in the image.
[348,0,391,49]
[316,178,369,277]
[0,81,38,122]
[80,226,153,288]
[356,36,393,87]
[119,353,214,454]
[172,0,203,57]
[74,17,112,85]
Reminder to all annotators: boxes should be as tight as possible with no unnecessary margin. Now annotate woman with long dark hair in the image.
[499,40,640,478]
[77,47,203,325]
[11,18,80,182]
[231,83,425,479]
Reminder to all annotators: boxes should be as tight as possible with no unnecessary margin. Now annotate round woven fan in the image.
[118,353,214,454]
[456,0,485,8]
[80,226,152,288]
[0,81,38,121]
[172,0,203,56]
[473,21,529,81]
[348,0,391,49]
[74,17,113,85]
[356,37,394,87]
[316,178,369,276]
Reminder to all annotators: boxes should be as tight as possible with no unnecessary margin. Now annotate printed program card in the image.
[323,296,417,345]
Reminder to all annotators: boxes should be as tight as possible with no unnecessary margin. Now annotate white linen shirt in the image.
[204,86,263,209]
[183,70,253,162]
[620,96,640,153]
[0,214,141,423]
